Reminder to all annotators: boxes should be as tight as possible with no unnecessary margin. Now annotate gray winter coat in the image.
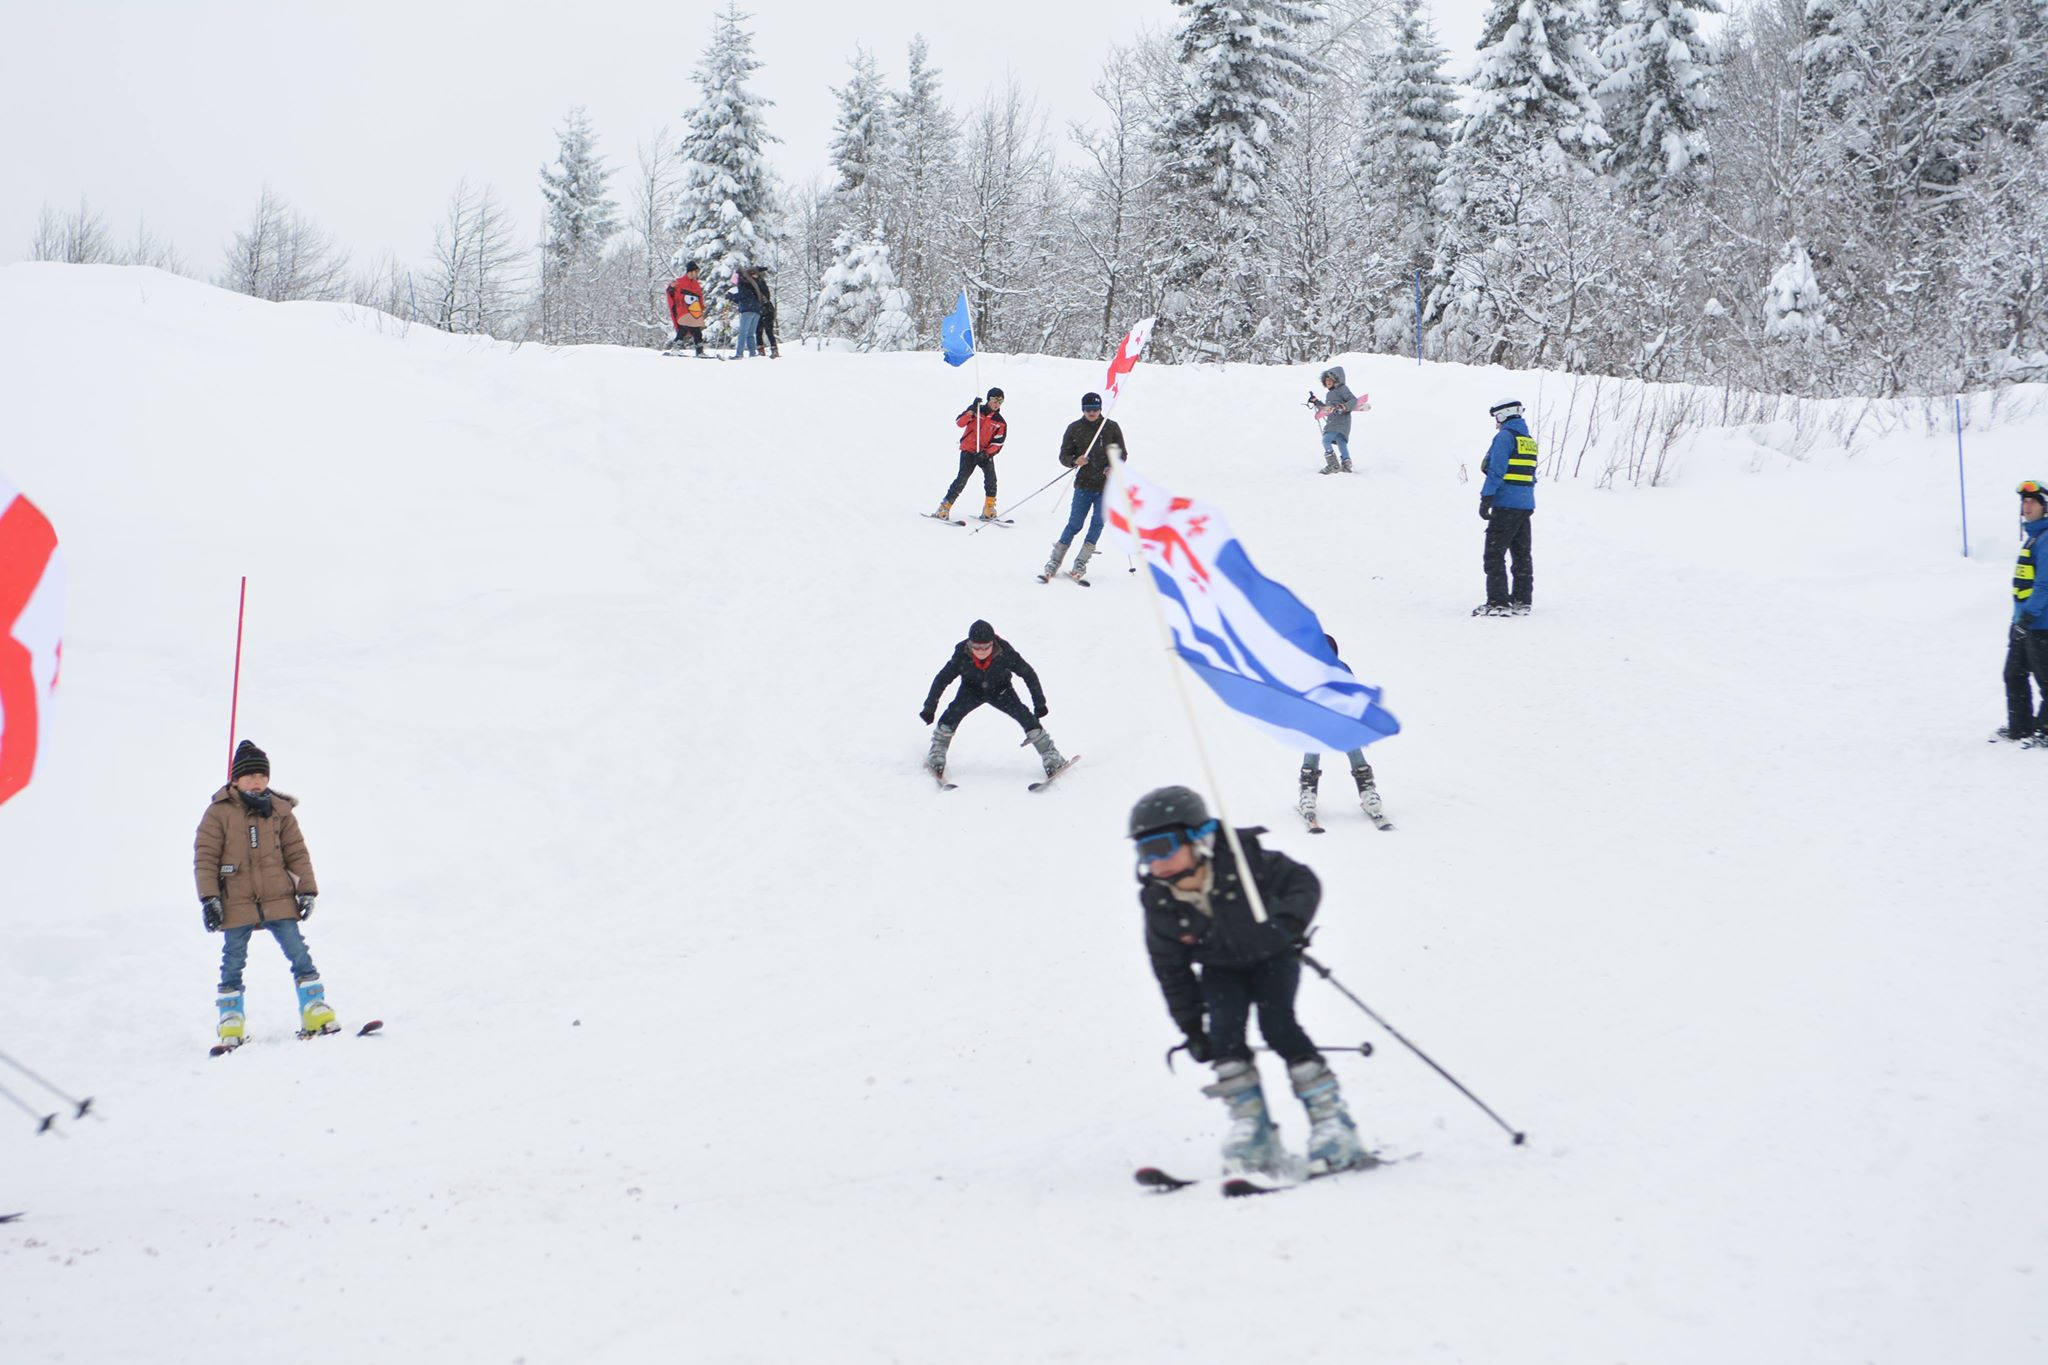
[1318,365,1357,438]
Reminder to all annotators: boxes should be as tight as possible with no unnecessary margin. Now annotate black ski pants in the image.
[944,451,998,504]
[671,324,704,354]
[939,684,1036,736]
[1484,506,1534,607]
[2004,626,2048,736]
[758,310,779,355]
[1200,954,1320,1067]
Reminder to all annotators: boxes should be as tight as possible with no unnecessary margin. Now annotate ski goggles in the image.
[1132,819,1219,863]
[2020,480,2045,498]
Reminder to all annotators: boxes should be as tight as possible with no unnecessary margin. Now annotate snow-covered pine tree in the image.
[811,232,916,351]
[672,3,780,332]
[538,107,622,344]
[1150,0,1326,361]
[1359,0,1458,346]
[827,47,895,241]
[1595,0,1718,200]
[883,36,963,345]
[1761,237,1828,342]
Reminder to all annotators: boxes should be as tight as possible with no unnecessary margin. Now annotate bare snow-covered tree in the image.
[1068,49,1166,357]
[218,187,351,302]
[620,126,684,346]
[959,81,1057,353]
[29,198,117,264]
[421,179,523,337]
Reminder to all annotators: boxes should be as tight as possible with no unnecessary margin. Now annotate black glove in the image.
[295,894,316,921]
[201,897,224,932]
[920,706,936,725]
[1275,916,1311,948]
[1033,701,1048,718]
[1479,496,1494,521]
[1182,1032,1213,1064]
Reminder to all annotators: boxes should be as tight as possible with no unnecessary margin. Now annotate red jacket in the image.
[667,274,706,327]
[956,402,1008,456]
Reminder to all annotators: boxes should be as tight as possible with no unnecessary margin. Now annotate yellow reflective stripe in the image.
[2019,564,2037,581]
[2021,588,2035,600]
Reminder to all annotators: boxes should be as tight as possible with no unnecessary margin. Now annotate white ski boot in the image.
[1204,1059,1288,1177]
[1297,765,1320,825]
[1352,763,1386,823]
[926,723,955,778]
[1289,1058,1378,1176]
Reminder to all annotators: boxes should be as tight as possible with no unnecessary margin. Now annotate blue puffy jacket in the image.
[1480,415,1538,510]
[2016,517,2048,630]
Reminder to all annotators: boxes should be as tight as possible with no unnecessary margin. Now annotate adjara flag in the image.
[0,472,63,807]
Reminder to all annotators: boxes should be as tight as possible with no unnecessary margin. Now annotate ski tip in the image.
[1220,1177,1284,1198]
[1134,1167,1198,1191]
[357,1020,384,1037]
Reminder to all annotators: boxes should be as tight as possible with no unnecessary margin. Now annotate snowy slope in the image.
[2,263,2044,1364]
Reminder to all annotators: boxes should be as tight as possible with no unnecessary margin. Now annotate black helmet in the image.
[1128,785,1209,839]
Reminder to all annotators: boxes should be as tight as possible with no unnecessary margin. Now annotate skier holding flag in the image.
[1038,319,1153,584]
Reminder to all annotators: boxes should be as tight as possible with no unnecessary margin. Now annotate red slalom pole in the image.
[226,576,247,779]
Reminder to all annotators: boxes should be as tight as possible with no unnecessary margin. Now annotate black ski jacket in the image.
[1140,827,1319,1038]
[922,637,1046,713]
[1059,417,1129,492]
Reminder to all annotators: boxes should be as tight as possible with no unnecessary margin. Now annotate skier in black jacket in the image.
[1129,785,1371,1177]
[920,619,1069,781]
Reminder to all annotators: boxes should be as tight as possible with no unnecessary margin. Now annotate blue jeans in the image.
[219,920,318,992]
[1060,486,1106,545]
[735,312,760,358]
[1321,431,1350,463]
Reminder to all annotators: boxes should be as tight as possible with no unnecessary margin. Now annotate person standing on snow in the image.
[664,262,707,356]
[746,265,782,359]
[1475,398,1538,617]
[934,389,1008,522]
[1127,785,1374,1178]
[1040,391,1130,584]
[1296,635,1388,828]
[1996,479,2048,745]
[193,741,338,1050]
[919,618,1069,782]
[1314,365,1359,475]
[730,267,763,358]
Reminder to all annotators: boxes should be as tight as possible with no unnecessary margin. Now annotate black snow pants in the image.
[1200,954,1320,1067]
[2004,627,2048,736]
[1484,507,1534,608]
[944,451,998,504]
[939,684,1036,736]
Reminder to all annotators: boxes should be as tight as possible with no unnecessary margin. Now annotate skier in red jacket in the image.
[665,264,707,356]
[932,388,1008,522]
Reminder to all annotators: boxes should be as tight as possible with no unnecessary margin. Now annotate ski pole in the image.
[972,467,1074,534]
[0,1049,94,1120]
[1299,952,1528,1144]
[1164,1041,1374,1073]
[0,1078,57,1135]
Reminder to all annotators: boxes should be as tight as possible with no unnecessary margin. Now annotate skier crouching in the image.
[1128,785,1373,1178]
[920,619,1070,782]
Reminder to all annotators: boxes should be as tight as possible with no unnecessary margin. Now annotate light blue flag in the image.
[1110,468,1401,753]
[940,290,974,367]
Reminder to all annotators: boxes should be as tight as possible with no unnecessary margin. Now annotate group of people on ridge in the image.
[664,261,780,359]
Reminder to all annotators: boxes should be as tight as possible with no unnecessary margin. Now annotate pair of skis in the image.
[1134,1154,1401,1198]
[921,512,1014,527]
[210,1018,383,1058]
[930,756,1082,793]
[1302,799,1393,834]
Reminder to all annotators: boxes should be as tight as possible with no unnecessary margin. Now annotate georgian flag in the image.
[0,474,63,807]
[1101,317,1154,414]
[1109,467,1399,753]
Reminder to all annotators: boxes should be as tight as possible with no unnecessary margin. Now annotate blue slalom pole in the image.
[1956,396,1969,558]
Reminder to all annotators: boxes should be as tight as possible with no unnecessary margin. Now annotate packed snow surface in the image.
[2,264,2043,1363]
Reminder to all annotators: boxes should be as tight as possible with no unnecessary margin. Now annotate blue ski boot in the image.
[1203,1059,1288,1177]
[1290,1058,1379,1175]
[215,989,246,1051]
[295,975,339,1038]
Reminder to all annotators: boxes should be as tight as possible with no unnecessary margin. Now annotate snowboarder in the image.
[1475,398,1537,617]
[1997,478,2048,745]
[919,619,1069,781]
[1313,365,1358,474]
[934,389,1008,522]
[1040,391,1129,584]
[730,267,763,358]
[193,741,337,1049]
[746,265,782,359]
[664,263,707,356]
[1128,786,1373,1178]
[1296,635,1388,827]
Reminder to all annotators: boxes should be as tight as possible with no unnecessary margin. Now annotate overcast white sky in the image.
[2,0,1492,274]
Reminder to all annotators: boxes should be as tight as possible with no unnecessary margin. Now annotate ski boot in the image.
[1026,727,1068,777]
[1320,453,1341,475]
[926,723,955,779]
[1351,763,1385,822]
[1340,456,1354,473]
[1297,765,1320,823]
[933,500,954,520]
[1067,542,1096,583]
[1510,600,1532,617]
[1038,541,1070,584]
[1289,1057,1378,1176]
[295,975,339,1038]
[1204,1059,1287,1177]
[215,989,246,1051]
[979,497,1000,522]
[1471,602,1513,617]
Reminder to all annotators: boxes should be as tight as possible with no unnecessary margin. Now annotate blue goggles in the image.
[1133,820,1219,863]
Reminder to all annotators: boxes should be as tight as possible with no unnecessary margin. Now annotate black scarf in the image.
[235,788,274,818]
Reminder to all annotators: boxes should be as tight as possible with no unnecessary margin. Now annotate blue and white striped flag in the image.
[1110,469,1400,752]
